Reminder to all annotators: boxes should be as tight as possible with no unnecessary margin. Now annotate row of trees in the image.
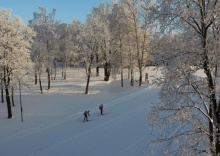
[4,0,220,155]
[0,1,152,118]
[29,1,152,95]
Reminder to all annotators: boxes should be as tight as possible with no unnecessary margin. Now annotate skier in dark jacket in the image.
[99,104,103,115]
[83,110,90,121]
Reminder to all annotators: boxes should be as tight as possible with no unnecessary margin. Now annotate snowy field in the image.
[0,67,173,156]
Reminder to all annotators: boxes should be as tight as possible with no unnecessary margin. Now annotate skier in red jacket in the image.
[99,104,103,115]
[83,110,90,121]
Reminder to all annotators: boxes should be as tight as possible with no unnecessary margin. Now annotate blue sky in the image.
[0,0,111,24]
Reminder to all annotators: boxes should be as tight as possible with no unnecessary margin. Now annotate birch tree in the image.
[121,0,151,86]
[56,23,74,80]
[92,3,112,81]
[148,0,220,155]
[83,17,99,94]
[109,3,131,87]
[0,8,35,118]
[29,6,57,91]
[70,20,97,94]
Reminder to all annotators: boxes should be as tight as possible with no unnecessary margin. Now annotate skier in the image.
[99,104,104,115]
[83,110,90,121]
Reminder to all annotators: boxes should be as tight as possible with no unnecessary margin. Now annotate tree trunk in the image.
[215,119,220,155]
[62,64,64,78]
[130,68,134,86]
[96,66,99,77]
[201,21,218,155]
[119,37,123,87]
[19,80,23,122]
[35,72,38,85]
[96,54,99,77]
[39,72,43,94]
[5,84,12,118]
[11,85,14,106]
[64,71,66,80]
[216,68,220,155]
[4,67,12,118]
[85,63,88,74]
[85,68,91,94]
[208,105,215,155]
[1,77,4,103]
[64,61,66,80]
[121,67,123,87]
[46,68,50,90]
[139,70,142,86]
[104,62,110,81]
[54,62,57,80]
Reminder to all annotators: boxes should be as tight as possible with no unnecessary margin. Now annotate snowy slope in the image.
[0,67,164,156]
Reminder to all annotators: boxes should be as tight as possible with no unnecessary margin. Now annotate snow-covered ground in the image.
[0,67,166,156]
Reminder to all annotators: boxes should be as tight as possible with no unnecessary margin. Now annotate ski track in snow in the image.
[114,132,149,156]
[0,85,153,148]
[27,115,120,156]
[25,86,154,156]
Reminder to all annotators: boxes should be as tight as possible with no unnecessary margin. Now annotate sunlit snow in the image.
[0,67,185,156]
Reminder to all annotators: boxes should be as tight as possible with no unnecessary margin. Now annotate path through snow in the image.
[0,85,161,156]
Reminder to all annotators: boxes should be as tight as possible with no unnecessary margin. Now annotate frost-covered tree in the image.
[56,23,75,80]
[92,3,112,81]
[83,16,99,94]
[148,0,220,155]
[0,8,35,118]
[30,40,45,93]
[109,3,132,87]
[89,7,102,77]
[29,6,57,91]
[69,20,81,65]
[124,34,137,86]
[121,0,151,86]
[69,20,94,94]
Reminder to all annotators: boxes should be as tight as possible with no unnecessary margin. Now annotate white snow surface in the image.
[0,67,170,156]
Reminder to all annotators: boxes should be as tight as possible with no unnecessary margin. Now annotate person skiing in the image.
[99,104,103,115]
[83,110,90,121]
